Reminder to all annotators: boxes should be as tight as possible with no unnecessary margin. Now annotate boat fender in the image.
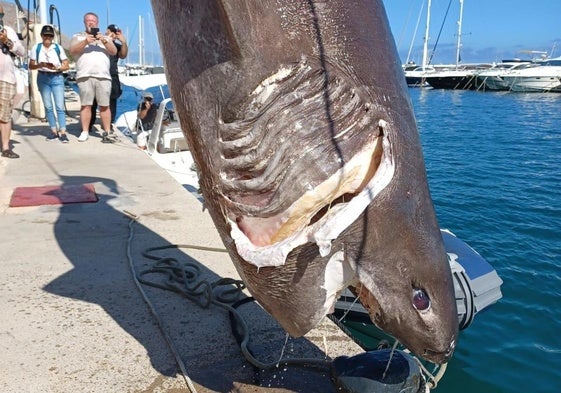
[331,349,426,393]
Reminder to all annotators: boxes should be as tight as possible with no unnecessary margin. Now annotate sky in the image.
[33,0,159,65]
[35,0,561,66]
[385,0,561,64]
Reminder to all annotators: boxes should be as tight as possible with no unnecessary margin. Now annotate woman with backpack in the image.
[29,24,70,143]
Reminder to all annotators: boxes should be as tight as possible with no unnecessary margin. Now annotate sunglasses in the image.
[145,97,153,101]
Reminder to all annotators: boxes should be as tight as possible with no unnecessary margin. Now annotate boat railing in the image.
[146,98,188,154]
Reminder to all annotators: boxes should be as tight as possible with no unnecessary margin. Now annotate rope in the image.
[123,211,199,393]
[401,346,448,390]
[124,210,450,390]
[123,211,332,390]
[137,243,331,371]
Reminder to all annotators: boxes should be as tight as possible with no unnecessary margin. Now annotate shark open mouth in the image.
[230,124,394,267]
[215,60,396,267]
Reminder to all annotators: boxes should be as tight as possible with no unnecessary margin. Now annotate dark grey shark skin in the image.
[151,0,458,364]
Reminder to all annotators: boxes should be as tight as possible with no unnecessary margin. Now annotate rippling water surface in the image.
[409,89,561,393]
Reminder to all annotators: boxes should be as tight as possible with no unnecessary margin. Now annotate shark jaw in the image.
[230,119,394,268]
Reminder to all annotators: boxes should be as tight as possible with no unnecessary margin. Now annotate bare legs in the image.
[80,104,111,137]
[0,120,19,158]
[80,105,92,133]
[99,105,111,133]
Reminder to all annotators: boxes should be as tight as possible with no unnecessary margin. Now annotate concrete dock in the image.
[0,93,362,392]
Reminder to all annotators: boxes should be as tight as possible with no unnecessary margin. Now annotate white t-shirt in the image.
[70,32,111,81]
[30,42,68,72]
[0,26,26,84]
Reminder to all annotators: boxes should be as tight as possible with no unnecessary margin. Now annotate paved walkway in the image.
[0,95,361,392]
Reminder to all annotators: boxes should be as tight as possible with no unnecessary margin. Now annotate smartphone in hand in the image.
[90,27,99,36]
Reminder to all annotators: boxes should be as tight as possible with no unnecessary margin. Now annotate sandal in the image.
[1,149,20,159]
[101,131,115,144]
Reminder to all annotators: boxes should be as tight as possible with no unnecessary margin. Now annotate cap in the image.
[142,91,154,99]
[41,25,55,36]
[107,24,118,33]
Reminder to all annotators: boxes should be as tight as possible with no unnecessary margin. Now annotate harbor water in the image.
[410,88,560,393]
[116,85,560,392]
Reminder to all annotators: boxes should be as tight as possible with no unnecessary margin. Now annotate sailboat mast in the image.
[38,0,47,23]
[455,0,464,69]
[138,15,144,66]
[422,0,431,71]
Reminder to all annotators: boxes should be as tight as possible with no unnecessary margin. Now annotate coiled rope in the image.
[124,211,447,392]
[123,212,332,393]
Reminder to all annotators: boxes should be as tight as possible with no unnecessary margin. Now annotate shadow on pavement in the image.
[42,175,343,392]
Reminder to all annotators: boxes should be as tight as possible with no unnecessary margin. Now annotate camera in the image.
[90,27,99,36]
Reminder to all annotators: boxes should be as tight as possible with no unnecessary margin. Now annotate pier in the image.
[0,95,362,392]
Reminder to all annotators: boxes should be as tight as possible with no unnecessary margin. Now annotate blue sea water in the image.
[115,84,170,119]
[409,89,561,393]
[116,85,560,392]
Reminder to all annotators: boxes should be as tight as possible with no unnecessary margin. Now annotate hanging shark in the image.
[150,0,458,364]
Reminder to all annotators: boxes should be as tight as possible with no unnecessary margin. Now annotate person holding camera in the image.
[136,91,158,131]
[70,12,117,143]
[0,5,25,158]
[29,25,70,143]
[89,23,128,134]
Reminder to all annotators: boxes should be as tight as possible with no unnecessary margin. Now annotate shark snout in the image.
[424,338,456,364]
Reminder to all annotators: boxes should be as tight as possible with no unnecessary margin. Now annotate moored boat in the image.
[114,77,198,191]
[474,61,534,91]
[423,64,494,90]
[500,57,561,92]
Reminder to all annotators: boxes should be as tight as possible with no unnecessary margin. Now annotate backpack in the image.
[36,42,63,63]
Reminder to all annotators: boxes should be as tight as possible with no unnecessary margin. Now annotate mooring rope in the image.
[123,211,333,392]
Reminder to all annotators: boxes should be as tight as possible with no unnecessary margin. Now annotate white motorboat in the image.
[114,76,199,193]
[499,58,561,92]
[404,64,438,87]
[115,98,198,192]
[474,61,534,91]
[115,75,503,392]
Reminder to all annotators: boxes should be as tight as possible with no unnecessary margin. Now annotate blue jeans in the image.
[37,72,66,131]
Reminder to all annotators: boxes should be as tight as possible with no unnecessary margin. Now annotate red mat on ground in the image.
[9,184,98,207]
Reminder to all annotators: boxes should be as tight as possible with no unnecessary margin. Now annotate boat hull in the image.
[475,75,510,91]
[425,74,478,90]
[504,77,561,92]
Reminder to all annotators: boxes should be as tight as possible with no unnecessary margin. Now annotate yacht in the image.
[423,63,493,90]
[474,61,534,91]
[418,0,495,90]
[499,58,561,92]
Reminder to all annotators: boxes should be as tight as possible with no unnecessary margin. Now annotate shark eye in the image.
[412,289,431,312]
